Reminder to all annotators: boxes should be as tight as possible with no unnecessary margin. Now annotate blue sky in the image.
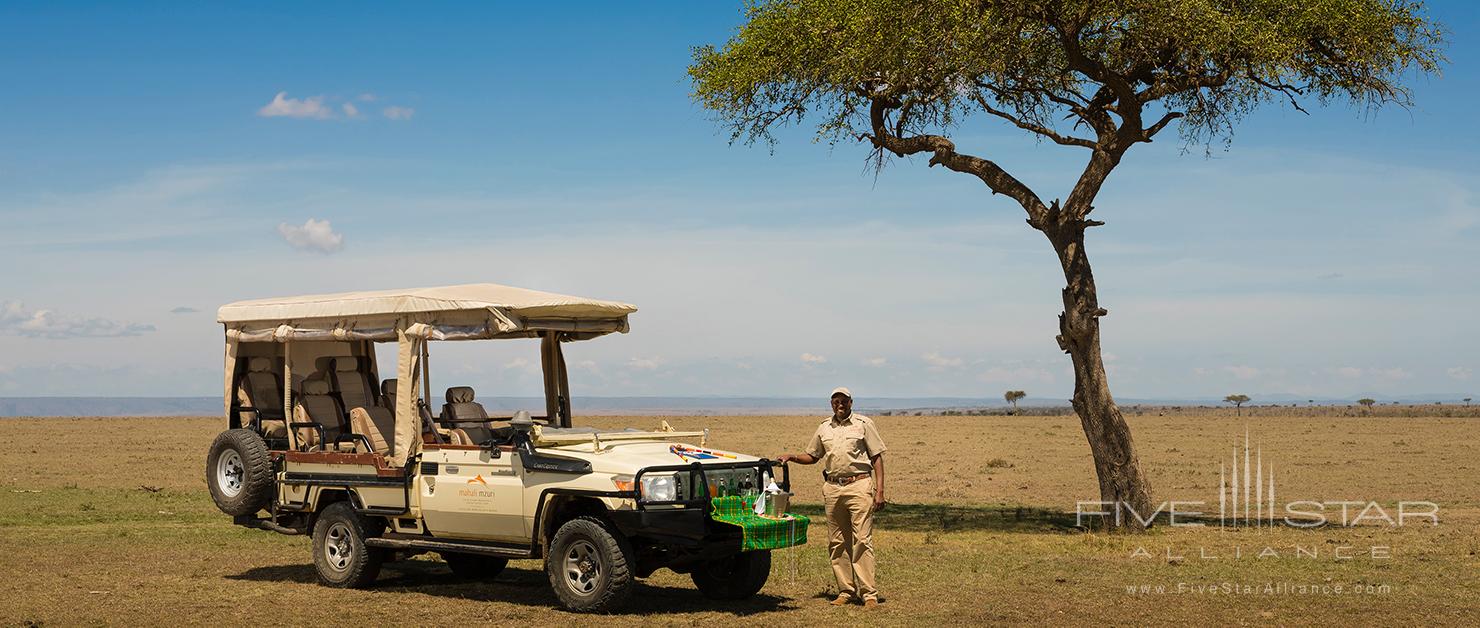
[1,1,1477,401]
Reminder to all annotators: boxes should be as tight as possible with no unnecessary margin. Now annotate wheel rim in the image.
[324,522,354,572]
[216,450,245,498]
[563,539,601,594]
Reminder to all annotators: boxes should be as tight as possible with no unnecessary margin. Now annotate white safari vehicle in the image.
[205,284,804,612]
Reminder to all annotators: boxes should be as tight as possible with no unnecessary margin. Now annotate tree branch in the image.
[1143,111,1184,140]
[974,80,1116,141]
[969,93,1097,149]
[1246,72,1310,114]
[864,94,1049,225]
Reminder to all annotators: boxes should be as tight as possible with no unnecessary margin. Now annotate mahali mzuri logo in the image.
[1077,427,1439,528]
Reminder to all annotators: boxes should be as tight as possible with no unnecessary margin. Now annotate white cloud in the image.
[922,351,964,370]
[342,102,360,118]
[800,353,828,364]
[628,357,663,370]
[277,218,344,254]
[0,302,154,339]
[382,106,415,120]
[257,92,333,119]
[1224,365,1260,380]
[862,357,887,367]
[1335,367,1364,379]
[1448,366,1473,380]
[357,93,378,102]
[1372,367,1412,381]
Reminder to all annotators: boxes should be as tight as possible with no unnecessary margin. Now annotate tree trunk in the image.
[1043,218,1155,530]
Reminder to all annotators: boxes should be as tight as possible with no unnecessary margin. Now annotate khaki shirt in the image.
[805,412,887,478]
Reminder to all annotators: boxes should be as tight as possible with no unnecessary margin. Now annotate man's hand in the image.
[776,453,816,465]
[873,492,886,512]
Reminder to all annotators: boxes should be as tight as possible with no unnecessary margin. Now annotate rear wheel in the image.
[442,552,508,580]
[311,502,385,588]
[545,516,634,612]
[205,429,272,516]
[691,550,771,600]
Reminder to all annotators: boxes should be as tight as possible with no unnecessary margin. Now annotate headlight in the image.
[640,474,679,502]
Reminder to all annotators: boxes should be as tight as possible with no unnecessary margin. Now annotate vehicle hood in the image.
[540,439,761,472]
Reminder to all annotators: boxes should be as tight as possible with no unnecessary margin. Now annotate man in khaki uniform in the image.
[778,387,887,607]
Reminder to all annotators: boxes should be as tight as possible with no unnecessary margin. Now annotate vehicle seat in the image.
[380,379,397,411]
[331,357,375,412]
[442,386,496,444]
[238,357,287,437]
[385,379,472,445]
[348,406,396,455]
[293,378,348,449]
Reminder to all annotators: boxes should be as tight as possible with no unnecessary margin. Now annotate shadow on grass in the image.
[788,502,1082,533]
[228,560,796,616]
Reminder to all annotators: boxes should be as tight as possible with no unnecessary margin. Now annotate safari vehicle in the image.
[204,284,806,612]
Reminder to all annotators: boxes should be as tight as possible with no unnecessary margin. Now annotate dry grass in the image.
[2,413,1479,626]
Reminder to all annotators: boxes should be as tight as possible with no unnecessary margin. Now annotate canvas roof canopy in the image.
[219,283,637,467]
[217,283,637,342]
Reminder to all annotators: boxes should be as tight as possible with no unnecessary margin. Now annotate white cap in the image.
[830,386,852,399]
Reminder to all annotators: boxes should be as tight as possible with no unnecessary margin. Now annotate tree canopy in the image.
[692,0,1443,219]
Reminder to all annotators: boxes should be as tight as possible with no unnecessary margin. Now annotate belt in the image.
[824,473,869,485]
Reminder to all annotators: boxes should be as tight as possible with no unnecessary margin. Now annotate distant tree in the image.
[1465,397,1472,407]
[1358,398,1377,411]
[1224,394,1250,416]
[1004,390,1027,414]
[690,0,1444,529]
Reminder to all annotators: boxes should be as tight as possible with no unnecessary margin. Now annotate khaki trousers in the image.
[822,475,877,601]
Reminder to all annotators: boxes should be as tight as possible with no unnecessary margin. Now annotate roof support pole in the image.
[222,334,239,423]
[392,327,423,468]
[555,337,572,428]
[421,340,431,411]
[540,332,559,423]
[283,340,299,451]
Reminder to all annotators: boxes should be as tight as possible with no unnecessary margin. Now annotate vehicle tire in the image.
[545,516,635,612]
[311,501,386,588]
[442,552,508,580]
[691,550,771,600]
[205,428,273,516]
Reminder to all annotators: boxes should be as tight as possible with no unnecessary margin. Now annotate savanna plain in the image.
[3,410,1479,626]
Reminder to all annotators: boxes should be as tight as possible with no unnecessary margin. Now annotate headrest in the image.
[333,357,360,372]
[303,379,331,396]
[248,357,273,373]
[446,386,475,403]
[382,379,397,396]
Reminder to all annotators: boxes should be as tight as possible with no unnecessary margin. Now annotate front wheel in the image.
[311,502,385,588]
[545,516,634,612]
[691,550,771,600]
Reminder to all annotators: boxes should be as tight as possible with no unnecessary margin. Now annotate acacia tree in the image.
[690,0,1442,529]
[1005,390,1027,413]
[1224,393,1250,416]
[1358,397,1377,410]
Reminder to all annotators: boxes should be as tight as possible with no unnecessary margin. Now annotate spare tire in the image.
[206,428,273,516]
